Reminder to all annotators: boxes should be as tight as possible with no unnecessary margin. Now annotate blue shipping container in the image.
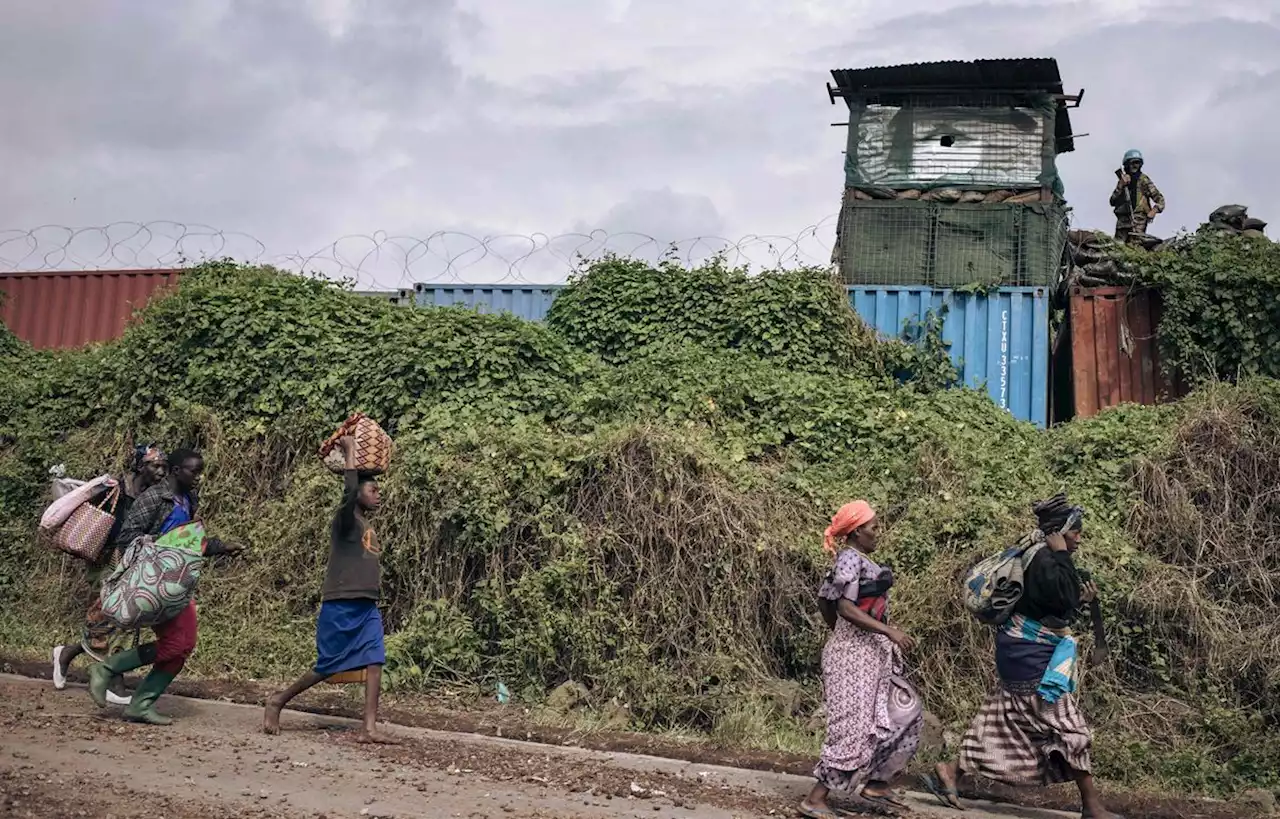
[415,285,563,320]
[414,283,1050,427]
[848,286,1049,428]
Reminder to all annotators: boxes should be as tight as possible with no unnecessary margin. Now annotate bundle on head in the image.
[1031,493,1081,534]
[319,412,393,475]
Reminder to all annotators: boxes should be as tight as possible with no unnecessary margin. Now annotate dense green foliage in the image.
[2,259,1279,799]
[546,257,878,371]
[1121,231,1280,383]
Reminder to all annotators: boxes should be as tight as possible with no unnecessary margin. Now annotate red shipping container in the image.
[0,269,181,350]
[1064,285,1184,420]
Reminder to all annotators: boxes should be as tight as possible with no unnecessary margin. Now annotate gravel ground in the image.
[0,674,1244,818]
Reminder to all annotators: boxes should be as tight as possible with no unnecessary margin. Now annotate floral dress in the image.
[814,548,922,790]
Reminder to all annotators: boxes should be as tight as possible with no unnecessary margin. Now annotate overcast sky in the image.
[1,1,1276,286]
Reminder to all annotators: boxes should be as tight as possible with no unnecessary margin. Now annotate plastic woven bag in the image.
[52,485,121,562]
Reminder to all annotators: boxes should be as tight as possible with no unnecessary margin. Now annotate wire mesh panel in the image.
[834,199,1068,287]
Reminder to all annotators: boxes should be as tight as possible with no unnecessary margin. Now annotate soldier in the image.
[1110,149,1165,245]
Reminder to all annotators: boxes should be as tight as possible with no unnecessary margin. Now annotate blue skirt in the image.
[314,599,386,677]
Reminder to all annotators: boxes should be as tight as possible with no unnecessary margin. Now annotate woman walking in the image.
[86,448,241,724]
[800,501,922,819]
[926,494,1122,819]
[263,436,396,743]
[52,444,168,705]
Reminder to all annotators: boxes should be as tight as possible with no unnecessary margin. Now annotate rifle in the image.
[1115,167,1136,222]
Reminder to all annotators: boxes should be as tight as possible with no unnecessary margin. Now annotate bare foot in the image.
[354,729,400,745]
[262,695,284,735]
[935,762,958,792]
[932,762,963,809]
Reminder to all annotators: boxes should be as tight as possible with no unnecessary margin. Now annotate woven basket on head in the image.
[319,413,393,475]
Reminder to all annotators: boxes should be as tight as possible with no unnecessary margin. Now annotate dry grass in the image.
[1129,388,1280,709]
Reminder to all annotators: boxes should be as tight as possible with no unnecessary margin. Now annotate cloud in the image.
[0,1,1276,287]
[574,187,726,241]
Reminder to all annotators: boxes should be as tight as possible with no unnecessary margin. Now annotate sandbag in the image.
[1210,204,1248,224]
[100,522,207,629]
[319,412,393,475]
[983,190,1013,204]
[1242,217,1268,231]
[857,185,897,200]
[959,190,987,204]
[1083,260,1120,278]
[1134,232,1164,250]
[1005,191,1042,204]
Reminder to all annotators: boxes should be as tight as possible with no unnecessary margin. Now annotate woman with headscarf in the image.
[86,448,242,724]
[926,494,1121,819]
[52,444,168,705]
[799,501,921,819]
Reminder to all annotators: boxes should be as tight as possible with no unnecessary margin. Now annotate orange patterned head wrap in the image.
[823,500,876,555]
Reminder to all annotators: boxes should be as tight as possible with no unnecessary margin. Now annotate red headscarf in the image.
[823,500,876,555]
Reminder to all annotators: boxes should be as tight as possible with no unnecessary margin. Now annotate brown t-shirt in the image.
[320,470,381,602]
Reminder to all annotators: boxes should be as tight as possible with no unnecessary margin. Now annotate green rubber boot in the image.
[87,647,147,708]
[123,669,178,726]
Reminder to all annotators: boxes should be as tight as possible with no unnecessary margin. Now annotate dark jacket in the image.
[114,482,197,549]
[996,547,1083,684]
[1014,547,1082,629]
[113,482,229,555]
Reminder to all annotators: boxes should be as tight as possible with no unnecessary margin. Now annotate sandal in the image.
[859,790,910,811]
[798,805,841,819]
[922,773,964,810]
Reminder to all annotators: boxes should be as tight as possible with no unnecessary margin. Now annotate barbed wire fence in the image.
[0,219,841,290]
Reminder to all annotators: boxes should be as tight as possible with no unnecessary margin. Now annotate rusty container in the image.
[1063,285,1183,420]
[0,269,181,349]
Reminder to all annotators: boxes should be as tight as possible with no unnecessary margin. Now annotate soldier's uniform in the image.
[1110,150,1165,245]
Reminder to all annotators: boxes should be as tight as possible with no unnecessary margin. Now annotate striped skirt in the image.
[958,684,1092,786]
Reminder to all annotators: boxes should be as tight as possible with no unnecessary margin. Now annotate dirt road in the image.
[0,674,1079,818]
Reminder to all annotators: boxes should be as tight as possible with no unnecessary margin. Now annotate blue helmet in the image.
[1123,149,1144,163]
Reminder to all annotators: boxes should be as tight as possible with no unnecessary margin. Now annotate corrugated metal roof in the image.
[829,58,1076,152]
[0,269,181,349]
